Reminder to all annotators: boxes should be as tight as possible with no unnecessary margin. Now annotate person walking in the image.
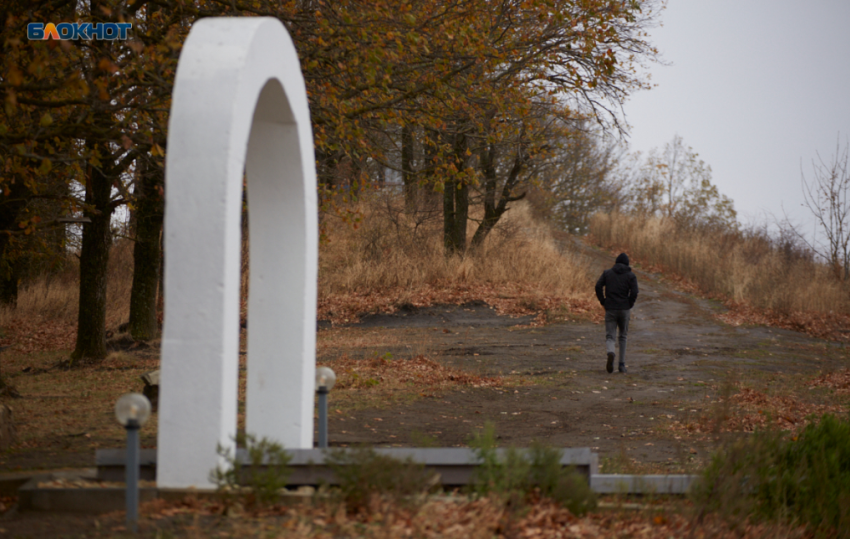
[595,253,638,373]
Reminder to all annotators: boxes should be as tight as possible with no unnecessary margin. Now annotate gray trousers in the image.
[605,309,630,366]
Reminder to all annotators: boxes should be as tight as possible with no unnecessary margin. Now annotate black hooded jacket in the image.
[595,253,639,311]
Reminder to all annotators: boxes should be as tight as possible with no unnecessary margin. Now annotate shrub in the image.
[527,442,597,516]
[468,423,531,508]
[325,446,438,514]
[693,413,850,537]
[469,422,597,515]
[211,433,292,508]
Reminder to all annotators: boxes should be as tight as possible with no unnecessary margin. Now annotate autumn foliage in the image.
[0,0,661,358]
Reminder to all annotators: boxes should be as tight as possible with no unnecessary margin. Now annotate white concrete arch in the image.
[157,17,318,489]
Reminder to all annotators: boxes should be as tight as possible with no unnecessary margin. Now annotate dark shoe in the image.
[619,364,627,373]
[606,352,614,373]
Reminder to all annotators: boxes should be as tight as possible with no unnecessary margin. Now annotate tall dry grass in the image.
[318,192,596,322]
[0,192,597,345]
[0,239,134,332]
[589,212,850,317]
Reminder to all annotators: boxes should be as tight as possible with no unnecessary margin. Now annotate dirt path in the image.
[320,239,847,472]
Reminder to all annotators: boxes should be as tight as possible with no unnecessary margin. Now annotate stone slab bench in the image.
[96,447,598,487]
[18,450,699,512]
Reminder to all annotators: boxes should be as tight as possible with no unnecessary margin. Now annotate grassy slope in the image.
[589,212,850,340]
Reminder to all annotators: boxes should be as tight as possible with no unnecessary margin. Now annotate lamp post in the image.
[115,393,152,534]
[315,366,336,448]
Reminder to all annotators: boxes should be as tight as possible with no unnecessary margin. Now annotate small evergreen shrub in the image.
[211,433,292,508]
[693,413,850,537]
[469,422,597,515]
[527,442,597,516]
[325,446,438,513]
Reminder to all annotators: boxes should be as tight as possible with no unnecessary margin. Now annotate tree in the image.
[127,159,163,341]
[795,135,850,280]
[287,0,661,251]
[2,0,662,360]
[527,124,623,234]
[72,0,169,362]
[468,110,537,249]
[455,0,661,251]
[2,0,185,361]
[0,0,87,307]
[627,135,737,229]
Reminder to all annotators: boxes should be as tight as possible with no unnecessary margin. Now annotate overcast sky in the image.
[623,0,850,235]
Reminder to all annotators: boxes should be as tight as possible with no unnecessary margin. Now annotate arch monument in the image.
[156,17,318,489]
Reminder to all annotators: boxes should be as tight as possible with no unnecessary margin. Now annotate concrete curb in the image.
[591,474,696,494]
[17,473,699,514]
[14,449,698,513]
[96,447,599,487]
[18,475,157,513]
[0,468,97,497]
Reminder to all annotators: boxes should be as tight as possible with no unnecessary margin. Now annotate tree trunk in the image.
[128,161,163,341]
[443,178,468,255]
[0,267,17,308]
[442,130,469,254]
[453,179,468,252]
[471,142,500,250]
[0,180,32,307]
[71,141,113,363]
[471,145,528,249]
[443,176,457,253]
[157,226,164,320]
[315,148,338,188]
[402,123,416,211]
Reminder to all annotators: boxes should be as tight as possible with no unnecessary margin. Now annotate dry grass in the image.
[319,193,596,324]
[316,353,508,412]
[324,354,502,392]
[589,212,850,338]
[317,327,405,355]
[0,238,134,328]
[0,239,135,353]
[0,192,595,351]
[2,347,498,469]
[1,349,159,458]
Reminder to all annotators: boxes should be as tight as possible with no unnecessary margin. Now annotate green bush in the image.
[211,433,292,508]
[693,413,850,537]
[527,442,597,516]
[469,422,597,515]
[325,446,438,513]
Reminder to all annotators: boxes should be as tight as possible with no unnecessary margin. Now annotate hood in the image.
[613,253,630,274]
[613,263,630,274]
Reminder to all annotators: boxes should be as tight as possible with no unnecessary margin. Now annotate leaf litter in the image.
[116,495,807,538]
[666,382,847,438]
